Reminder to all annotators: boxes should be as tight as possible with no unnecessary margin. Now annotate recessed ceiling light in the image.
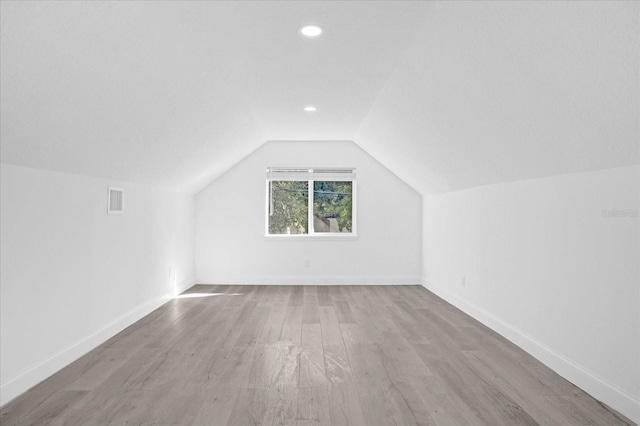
[304,106,317,112]
[299,25,323,38]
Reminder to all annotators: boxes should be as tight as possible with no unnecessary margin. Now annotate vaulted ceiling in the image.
[1,1,637,194]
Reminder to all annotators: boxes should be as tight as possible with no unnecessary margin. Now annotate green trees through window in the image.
[268,181,309,234]
[268,180,354,235]
[313,181,353,233]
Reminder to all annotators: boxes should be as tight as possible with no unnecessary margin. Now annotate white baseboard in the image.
[195,275,421,286]
[175,276,196,294]
[422,280,640,424]
[0,292,173,407]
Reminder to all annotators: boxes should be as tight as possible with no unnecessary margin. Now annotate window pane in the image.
[269,181,308,234]
[313,181,353,233]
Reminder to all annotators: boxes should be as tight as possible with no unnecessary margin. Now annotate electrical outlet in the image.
[304,259,311,268]
[461,276,466,287]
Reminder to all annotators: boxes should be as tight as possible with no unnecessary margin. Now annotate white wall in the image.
[196,140,422,285]
[0,164,195,405]
[423,165,640,422]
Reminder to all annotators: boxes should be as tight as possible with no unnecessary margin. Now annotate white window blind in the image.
[266,167,356,181]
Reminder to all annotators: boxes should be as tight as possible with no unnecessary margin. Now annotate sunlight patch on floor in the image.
[175,292,243,299]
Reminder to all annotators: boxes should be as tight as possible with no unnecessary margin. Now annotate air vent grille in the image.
[107,187,124,214]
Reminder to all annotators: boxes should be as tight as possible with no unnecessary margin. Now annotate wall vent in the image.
[107,187,124,214]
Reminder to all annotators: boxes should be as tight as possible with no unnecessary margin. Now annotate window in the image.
[266,167,356,236]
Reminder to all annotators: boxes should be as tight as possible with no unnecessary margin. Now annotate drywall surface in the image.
[356,1,638,194]
[0,164,195,405]
[196,140,422,285]
[423,165,640,422]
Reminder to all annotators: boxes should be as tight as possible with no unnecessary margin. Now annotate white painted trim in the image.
[264,234,358,240]
[196,275,421,286]
[421,279,640,424]
[175,277,196,295]
[0,292,174,407]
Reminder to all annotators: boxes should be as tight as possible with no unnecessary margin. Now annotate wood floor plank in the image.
[473,383,540,426]
[1,285,633,426]
[323,344,352,387]
[16,390,87,426]
[191,306,262,383]
[317,286,332,307]
[413,344,503,425]
[357,386,410,426]
[326,285,346,302]
[319,306,354,387]
[263,341,301,425]
[326,382,366,426]
[318,306,343,347]
[272,341,301,387]
[235,306,272,348]
[297,387,331,426]
[385,301,433,344]
[206,346,255,388]
[389,381,439,426]
[258,301,289,345]
[339,323,377,346]
[33,348,168,424]
[302,287,320,324]
[247,343,282,389]
[142,379,208,425]
[299,324,326,388]
[411,376,480,426]
[0,347,114,424]
[288,286,304,306]
[263,383,298,426]
[333,300,355,324]
[343,343,392,388]
[380,331,433,385]
[281,305,304,346]
[192,386,238,425]
[226,387,269,426]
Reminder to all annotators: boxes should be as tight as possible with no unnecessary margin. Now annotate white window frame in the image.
[265,167,357,238]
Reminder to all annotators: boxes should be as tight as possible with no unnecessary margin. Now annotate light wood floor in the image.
[1,285,633,425]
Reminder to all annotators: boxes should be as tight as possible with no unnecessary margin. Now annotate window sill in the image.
[264,233,358,241]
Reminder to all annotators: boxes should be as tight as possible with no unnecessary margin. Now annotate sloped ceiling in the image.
[1,1,637,194]
[355,1,639,194]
